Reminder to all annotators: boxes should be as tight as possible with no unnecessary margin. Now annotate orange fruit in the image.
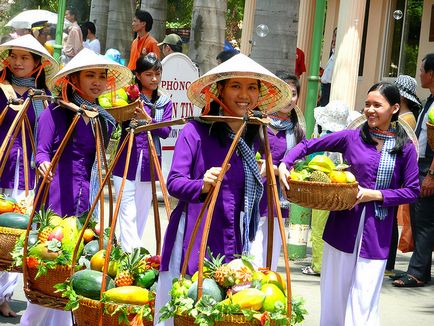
[83,228,95,243]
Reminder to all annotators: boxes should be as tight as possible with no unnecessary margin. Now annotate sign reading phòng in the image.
[160,53,200,178]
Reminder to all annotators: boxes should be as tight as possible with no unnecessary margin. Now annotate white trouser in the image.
[320,209,386,326]
[250,216,282,271]
[20,303,73,326]
[0,188,28,304]
[113,151,152,253]
[154,213,185,326]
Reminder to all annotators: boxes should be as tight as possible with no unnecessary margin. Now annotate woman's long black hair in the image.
[361,82,409,154]
[134,54,162,104]
[5,50,46,89]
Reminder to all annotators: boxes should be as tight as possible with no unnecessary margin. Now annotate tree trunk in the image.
[106,0,135,60]
[140,0,167,43]
[189,0,227,74]
[89,0,110,53]
[250,0,299,75]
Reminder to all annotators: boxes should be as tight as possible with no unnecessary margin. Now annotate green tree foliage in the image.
[166,0,244,42]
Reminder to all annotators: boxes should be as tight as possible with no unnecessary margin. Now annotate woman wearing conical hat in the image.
[20,48,131,326]
[279,82,420,325]
[154,53,292,325]
[0,34,58,318]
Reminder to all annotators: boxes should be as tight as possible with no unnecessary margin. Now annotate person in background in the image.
[279,81,419,325]
[30,21,49,46]
[392,53,434,287]
[0,34,58,319]
[216,49,239,64]
[158,33,182,57]
[63,7,83,63]
[81,21,101,54]
[250,72,305,271]
[113,53,172,253]
[319,27,337,106]
[384,75,422,275]
[128,9,160,70]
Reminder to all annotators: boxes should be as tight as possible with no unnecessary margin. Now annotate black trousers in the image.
[319,83,331,107]
[407,158,434,282]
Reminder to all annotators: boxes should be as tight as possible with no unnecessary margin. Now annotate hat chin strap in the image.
[55,76,91,102]
[201,86,239,116]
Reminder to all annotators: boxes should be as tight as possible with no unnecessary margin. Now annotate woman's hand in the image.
[421,174,434,197]
[201,165,231,194]
[38,161,53,182]
[258,160,278,178]
[278,163,290,191]
[352,185,383,207]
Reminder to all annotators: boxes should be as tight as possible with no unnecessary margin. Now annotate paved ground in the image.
[1,203,433,325]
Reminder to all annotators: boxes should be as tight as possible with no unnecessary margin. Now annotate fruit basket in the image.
[105,99,140,123]
[286,179,358,211]
[0,225,25,272]
[426,122,434,150]
[286,155,359,211]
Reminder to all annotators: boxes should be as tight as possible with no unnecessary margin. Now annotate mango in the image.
[113,98,129,107]
[261,283,286,312]
[227,258,255,272]
[29,243,60,261]
[257,270,286,293]
[104,286,151,305]
[329,171,347,183]
[344,171,356,183]
[221,288,265,310]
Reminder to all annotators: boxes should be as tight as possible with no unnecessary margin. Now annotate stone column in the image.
[329,0,367,109]
[240,0,256,55]
[297,0,315,112]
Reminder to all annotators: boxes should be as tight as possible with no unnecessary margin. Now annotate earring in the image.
[391,120,397,129]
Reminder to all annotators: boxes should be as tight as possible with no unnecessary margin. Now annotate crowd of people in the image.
[0,4,433,326]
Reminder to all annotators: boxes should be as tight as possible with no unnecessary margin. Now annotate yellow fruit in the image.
[83,229,95,243]
[98,97,112,108]
[261,283,286,312]
[116,88,128,101]
[308,155,336,173]
[112,99,129,107]
[289,168,303,181]
[329,171,347,183]
[344,171,356,183]
[220,288,265,310]
[104,286,151,305]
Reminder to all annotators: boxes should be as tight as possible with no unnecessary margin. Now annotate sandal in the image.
[389,272,407,281]
[301,266,320,276]
[392,274,424,287]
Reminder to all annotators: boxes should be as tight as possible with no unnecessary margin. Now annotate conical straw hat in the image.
[346,115,419,157]
[0,34,59,82]
[187,53,292,114]
[48,48,132,95]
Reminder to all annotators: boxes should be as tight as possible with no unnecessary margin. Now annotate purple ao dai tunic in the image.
[281,129,420,259]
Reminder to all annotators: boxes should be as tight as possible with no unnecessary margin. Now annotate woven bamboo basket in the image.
[25,264,73,309]
[105,99,140,123]
[0,226,24,272]
[73,296,153,326]
[426,122,434,150]
[286,179,358,211]
[174,313,278,326]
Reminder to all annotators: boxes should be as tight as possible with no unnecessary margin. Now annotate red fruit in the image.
[47,227,64,241]
[146,255,161,269]
[126,84,140,101]
[94,223,101,236]
[27,257,39,268]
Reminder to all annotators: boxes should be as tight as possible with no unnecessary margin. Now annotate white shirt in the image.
[83,39,101,54]
[321,51,335,84]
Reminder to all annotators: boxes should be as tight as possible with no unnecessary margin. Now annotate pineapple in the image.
[35,208,57,242]
[115,248,142,287]
[214,264,236,287]
[309,170,331,183]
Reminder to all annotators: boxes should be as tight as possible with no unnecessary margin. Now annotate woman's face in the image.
[136,68,161,92]
[279,82,298,115]
[217,78,260,117]
[364,90,399,130]
[7,49,39,78]
[71,69,107,102]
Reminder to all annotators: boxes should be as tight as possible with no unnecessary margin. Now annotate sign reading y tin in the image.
[160,52,200,178]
